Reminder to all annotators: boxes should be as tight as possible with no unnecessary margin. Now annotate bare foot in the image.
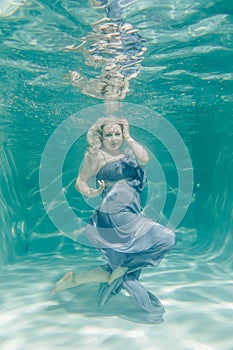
[51,272,74,296]
[108,266,128,285]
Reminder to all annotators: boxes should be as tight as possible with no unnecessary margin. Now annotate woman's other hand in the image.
[97,180,105,193]
[119,119,130,140]
[88,180,105,197]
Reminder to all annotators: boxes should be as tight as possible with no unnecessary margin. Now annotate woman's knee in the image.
[163,228,175,250]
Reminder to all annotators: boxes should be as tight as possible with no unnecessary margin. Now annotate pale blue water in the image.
[0,1,233,349]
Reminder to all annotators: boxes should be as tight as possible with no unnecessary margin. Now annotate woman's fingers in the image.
[97,180,105,190]
[120,119,128,129]
[120,119,129,132]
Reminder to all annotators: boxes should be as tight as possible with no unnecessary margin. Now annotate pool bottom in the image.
[0,250,232,350]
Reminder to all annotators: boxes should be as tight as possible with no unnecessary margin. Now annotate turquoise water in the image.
[0,0,233,349]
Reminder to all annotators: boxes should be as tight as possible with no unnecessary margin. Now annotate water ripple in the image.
[0,0,26,18]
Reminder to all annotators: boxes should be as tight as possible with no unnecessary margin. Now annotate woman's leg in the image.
[108,266,128,284]
[51,266,110,295]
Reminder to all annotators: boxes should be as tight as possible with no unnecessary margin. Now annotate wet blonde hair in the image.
[86,117,125,160]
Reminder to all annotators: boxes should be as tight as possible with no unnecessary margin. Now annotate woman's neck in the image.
[102,148,121,156]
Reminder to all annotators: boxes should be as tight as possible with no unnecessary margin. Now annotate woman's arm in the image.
[75,153,105,197]
[125,136,149,165]
[120,119,149,165]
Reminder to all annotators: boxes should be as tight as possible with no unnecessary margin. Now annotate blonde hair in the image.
[86,117,125,160]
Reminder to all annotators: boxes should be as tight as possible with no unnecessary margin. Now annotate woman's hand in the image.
[76,178,105,197]
[97,180,105,193]
[119,119,130,140]
[118,119,149,165]
[88,180,105,197]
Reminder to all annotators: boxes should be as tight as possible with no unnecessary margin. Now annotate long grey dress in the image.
[85,148,175,314]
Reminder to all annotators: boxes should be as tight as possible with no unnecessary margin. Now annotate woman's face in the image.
[102,124,123,154]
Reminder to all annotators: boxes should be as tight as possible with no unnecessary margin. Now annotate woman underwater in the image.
[52,117,175,313]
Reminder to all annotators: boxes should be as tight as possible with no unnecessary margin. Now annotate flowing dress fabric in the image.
[85,148,175,313]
